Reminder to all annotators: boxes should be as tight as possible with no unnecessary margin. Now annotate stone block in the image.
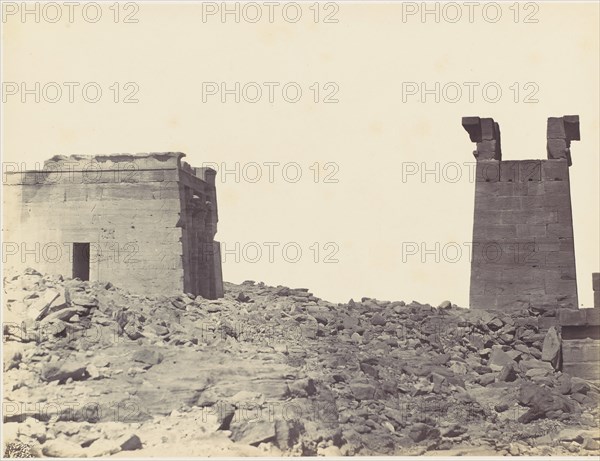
[500,161,520,182]
[559,266,577,281]
[516,224,546,238]
[481,117,497,140]
[546,224,574,239]
[527,182,545,196]
[469,293,497,310]
[475,161,500,182]
[462,116,482,142]
[538,316,559,330]
[547,117,566,139]
[473,224,517,240]
[528,211,558,225]
[593,273,600,291]
[562,324,600,340]
[544,279,577,296]
[542,160,569,181]
[585,308,600,325]
[562,362,599,381]
[562,339,600,363]
[500,210,531,225]
[476,140,501,160]
[477,210,503,225]
[543,181,569,196]
[519,161,542,182]
[563,115,580,141]
[547,139,571,165]
[520,196,546,209]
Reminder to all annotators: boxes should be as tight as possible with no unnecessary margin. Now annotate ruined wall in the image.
[559,274,600,381]
[464,116,579,311]
[560,300,600,382]
[178,163,224,299]
[4,153,187,296]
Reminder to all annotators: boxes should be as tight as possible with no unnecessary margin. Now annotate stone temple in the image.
[3,153,224,299]
[463,116,600,381]
[463,115,580,312]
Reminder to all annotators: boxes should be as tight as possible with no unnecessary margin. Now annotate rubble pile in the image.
[3,268,599,457]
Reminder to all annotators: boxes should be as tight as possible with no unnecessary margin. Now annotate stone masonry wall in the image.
[560,303,600,382]
[463,116,580,312]
[3,152,223,298]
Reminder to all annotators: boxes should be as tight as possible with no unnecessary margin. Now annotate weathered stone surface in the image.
[488,348,516,371]
[42,439,87,457]
[3,269,599,457]
[28,289,59,321]
[370,313,386,326]
[230,421,276,446]
[464,116,579,312]
[119,433,143,451]
[408,423,440,443]
[437,300,452,309]
[3,153,224,300]
[498,362,518,382]
[41,362,89,383]
[560,304,600,381]
[132,349,165,368]
[541,326,561,369]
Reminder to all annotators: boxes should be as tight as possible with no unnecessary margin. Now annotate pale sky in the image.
[3,2,599,307]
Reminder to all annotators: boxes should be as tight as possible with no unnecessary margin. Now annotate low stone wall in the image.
[559,307,600,382]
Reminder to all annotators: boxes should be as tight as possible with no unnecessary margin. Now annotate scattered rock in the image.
[236,292,252,303]
[479,373,496,386]
[28,289,60,321]
[437,300,452,310]
[231,421,276,446]
[488,348,516,371]
[118,433,142,451]
[498,362,518,382]
[349,382,376,400]
[3,268,598,456]
[408,423,439,442]
[42,439,87,457]
[41,362,89,383]
[370,314,386,326]
[132,349,164,368]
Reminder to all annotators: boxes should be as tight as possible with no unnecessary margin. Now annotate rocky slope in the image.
[3,268,599,457]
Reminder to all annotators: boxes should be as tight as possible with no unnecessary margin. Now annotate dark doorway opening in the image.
[73,243,90,280]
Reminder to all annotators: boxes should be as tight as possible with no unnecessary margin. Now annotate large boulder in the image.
[518,383,576,423]
[407,423,440,442]
[41,362,89,384]
[230,421,276,446]
[488,348,516,371]
[541,326,561,369]
[132,349,164,369]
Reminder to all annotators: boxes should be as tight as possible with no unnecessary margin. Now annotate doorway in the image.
[73,243,90,280]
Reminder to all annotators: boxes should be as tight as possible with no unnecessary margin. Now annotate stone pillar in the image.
[191,197,209,297]
[547,115,580,166]
[194,167,224,299]
[462,116,502,160]
[464,116,580,312]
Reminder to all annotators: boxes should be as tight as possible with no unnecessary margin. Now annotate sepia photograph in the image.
[1,1,599,459]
